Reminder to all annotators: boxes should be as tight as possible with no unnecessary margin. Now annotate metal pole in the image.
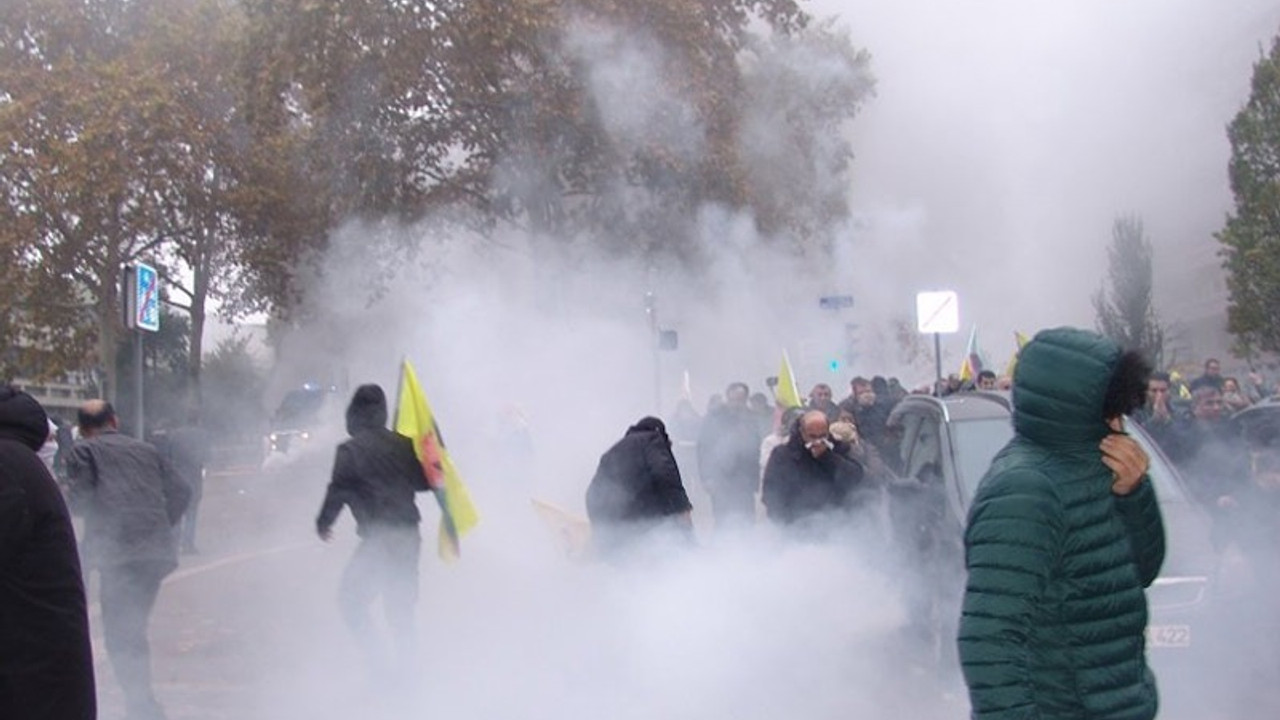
[134,330,145,439]
[646,292,661,414]
[934,332,943,396]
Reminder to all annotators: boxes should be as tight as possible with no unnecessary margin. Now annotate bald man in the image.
[66,400,190,720]
[761,410,866,528]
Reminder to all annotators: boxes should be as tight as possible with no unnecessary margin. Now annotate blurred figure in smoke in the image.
[760,407,805,480]
[0,387,96,720]
[697,382,765,531]
[67,400,191,720]
[1221,376,1252,413]
[1190,357,1224,393]
[748,392,773,436]
[586,416,694,559]
[761,410,867,532]
[316,385,430,680]
[669,399,702,443]
[840,376,890,458]
[958,329,1163,720]
[163,408,209,555]
[1133,371,1178,456]
[1165,385,1249,545]
[807,383,840,421]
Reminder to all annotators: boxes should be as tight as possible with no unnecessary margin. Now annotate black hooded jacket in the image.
[586,417,692,526]
[317,385,426,536]
[761,423,865,526]
[0,387,96,719]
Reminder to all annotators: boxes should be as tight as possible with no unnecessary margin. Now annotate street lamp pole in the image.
[645,292,661,414]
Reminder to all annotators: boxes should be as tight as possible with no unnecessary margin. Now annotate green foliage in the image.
[1,0,875,367]
[0,0,246,395]
[237,0,872,311]
[1219,34,1280,355]
[200,334,267,442]
[1093,216,1166,368]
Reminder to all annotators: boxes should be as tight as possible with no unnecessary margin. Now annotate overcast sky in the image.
[814,0,1280,363]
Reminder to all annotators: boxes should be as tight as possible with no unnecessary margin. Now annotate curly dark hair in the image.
[1102,350,1152,420]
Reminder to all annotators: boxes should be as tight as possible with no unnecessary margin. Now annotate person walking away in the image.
[958,328,1165,720]
[0,386,96,720]
[165,409,209,555]
[316,384,431,680]
[586,416,694,560]
[67,400,191,720]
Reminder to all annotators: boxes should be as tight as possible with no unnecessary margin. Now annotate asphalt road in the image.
[78,449,1269,720]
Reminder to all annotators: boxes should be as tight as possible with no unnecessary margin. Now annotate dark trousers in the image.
[100,560,171,718]
[339,527,421,674]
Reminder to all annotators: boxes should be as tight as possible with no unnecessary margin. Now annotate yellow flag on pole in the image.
[777,350,803,409]
[394,359,480,562]
[1003,331,1030,378]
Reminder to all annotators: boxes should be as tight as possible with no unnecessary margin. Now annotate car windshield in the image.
[951,417,1014,502]
[949,415,1190,505]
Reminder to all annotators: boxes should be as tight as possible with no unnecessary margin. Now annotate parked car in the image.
[883,391,1216,675]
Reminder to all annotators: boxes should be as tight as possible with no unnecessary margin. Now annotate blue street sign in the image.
[135,262,160,332]
[819,294,854,310]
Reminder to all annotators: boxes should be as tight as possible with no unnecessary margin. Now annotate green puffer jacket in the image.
[957,328,1166,720]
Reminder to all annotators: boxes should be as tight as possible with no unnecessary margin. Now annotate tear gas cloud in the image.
[203,4,1280,719]
[825,0,1280,360]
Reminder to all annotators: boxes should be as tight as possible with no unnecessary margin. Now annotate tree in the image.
[0,0,247,398]
[1093,216,1166,368]
[1219,33,1280,355]
[235,0,871,316]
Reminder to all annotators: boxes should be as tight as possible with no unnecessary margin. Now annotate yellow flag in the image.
[777,350,803,409]
[1004,331,1030,377]
[394,359,480,562]
[530,498,591,562]
[959,326,982,382]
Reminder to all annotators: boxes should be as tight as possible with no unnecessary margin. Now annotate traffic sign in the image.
[131,262,160,332]
[916,291,959,334]
[819,294,854,310]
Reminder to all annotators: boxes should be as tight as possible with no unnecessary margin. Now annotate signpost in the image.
[916,291,959,394]
[124,263,160,438]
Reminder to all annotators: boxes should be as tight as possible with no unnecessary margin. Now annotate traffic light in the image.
[829,359,841,373]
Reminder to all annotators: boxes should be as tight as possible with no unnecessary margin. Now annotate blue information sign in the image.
[134,262,160,332]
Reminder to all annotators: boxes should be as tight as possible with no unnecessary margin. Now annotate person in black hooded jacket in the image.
[0,386,96,720]
[587,416,694,556]
[317,384,431,674]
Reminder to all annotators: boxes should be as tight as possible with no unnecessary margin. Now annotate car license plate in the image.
[1146,624,1192,648]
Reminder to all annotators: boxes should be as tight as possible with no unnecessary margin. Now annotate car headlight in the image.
[300,431,311,441]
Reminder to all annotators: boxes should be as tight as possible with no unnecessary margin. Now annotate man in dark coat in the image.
[0,386,96,720]
[697,382,764,530]
[67,399,191,720]
[958,328,1165,720]
[586,416,694,557]
[761,410,866,529]
[317,384,430,673]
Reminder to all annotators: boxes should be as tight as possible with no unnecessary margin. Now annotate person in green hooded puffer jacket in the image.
[958,327,1166,720]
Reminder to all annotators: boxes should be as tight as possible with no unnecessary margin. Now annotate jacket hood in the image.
[626,416,667,439]
[0,385,50,451]
[1012,327,1120,447]
[345,384,388,435]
